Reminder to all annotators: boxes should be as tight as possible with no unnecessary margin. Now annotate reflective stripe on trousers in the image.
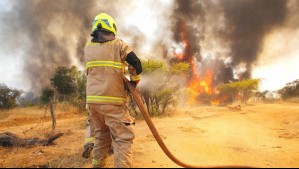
[85,136,95,144]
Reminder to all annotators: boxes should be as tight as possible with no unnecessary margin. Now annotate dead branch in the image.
[42,133,64,146]
[0,132,64,147]
[227,105,242,111]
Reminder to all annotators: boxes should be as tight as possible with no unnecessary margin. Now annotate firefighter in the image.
[84,13,142,168]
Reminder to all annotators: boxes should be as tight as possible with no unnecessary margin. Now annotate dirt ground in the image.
[0,102,299,168]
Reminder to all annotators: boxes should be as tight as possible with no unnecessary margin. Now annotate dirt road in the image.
[0,103,299,168]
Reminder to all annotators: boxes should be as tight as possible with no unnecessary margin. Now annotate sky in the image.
[0,0,26,89]
[0,0,298,93]
[252,27,299,91]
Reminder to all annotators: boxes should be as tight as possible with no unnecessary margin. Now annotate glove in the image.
[124,80,139,92]
[135,80,140,86]
[129,81,137,88]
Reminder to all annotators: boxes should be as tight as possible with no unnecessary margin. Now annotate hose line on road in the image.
[124,77,253,168]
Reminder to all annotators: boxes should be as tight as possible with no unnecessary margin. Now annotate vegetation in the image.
[40,88,54,105]
[217,79,261,105]
[138,59,190,116]
[50,66,77,100]
[278,79,299,100]
[0,65,86,111]
[18,92,40,107]
[4,63,299,114]
[49,65,87,112]
[0,84,22,110]
[255,90,269,101]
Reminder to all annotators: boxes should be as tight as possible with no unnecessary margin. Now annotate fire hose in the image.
[124,77,253,168]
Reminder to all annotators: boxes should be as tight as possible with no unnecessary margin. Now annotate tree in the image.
[0,84,22,109]
[217,79,260,105]
[238,79,260,104]
[255,90,269,101]
[68,66,87,112]
[217,82,239,103]
[47,65,87,112]
[278,79,299,100]
[70,65,87,101]
[40,87,54,104]
[157,88,179,114]
[50,66,77,101]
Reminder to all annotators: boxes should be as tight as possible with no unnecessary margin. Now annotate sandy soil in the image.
[0,102,299,168]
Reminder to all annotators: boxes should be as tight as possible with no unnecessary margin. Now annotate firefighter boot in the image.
[82,142,94,158]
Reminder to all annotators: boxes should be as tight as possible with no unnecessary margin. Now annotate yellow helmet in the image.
[92,13,117,36]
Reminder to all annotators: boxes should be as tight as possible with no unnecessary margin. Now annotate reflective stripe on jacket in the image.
[84,39,132,105]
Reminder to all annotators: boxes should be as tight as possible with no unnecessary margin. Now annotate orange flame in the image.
[173,20,227,105]
[210,95,228,106]
[187,69,215,105]
[211,99,220,106]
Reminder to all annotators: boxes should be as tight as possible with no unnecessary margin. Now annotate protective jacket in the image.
[85,38,140,105]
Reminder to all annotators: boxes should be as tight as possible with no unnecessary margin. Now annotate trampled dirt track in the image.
[0,102,299,168]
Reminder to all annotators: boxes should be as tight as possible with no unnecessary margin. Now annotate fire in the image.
[187,69,215,105]
[210,95,228,106]
[172,20,225,105]
[211,99,220,106]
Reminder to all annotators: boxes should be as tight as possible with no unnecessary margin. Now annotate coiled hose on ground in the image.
[124,77,253,168]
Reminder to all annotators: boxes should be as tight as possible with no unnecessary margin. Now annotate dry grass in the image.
[1,102,299,168]
[1,105,65,119]
[0,103,86,139]
[0,104,89,168]
[0,103,83,127]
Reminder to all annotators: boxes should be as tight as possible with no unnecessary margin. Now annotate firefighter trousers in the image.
[89,104,135,168]
[85,110,95,144]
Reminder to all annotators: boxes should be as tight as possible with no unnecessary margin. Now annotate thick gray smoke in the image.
[220,0,288,79]
[0,0,99,94]
[169,0,290,85]
[1,0,298,95]
[171,0,205,63]
[0,0,133,94]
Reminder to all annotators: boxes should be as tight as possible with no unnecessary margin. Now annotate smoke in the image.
[168,0,290,85]
[171,0,205,63]
[220,0,288,79]
[120,26,146,55]
[1,0,298,95]
[0,0,98,94]
[0,0,134,94]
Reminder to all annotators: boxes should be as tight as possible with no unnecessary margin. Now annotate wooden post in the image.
[50,89,57,130]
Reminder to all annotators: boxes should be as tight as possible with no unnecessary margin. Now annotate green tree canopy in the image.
[50,66,77,96]
[0,84,22,109]
[141,59,167,73]
[47,65,86,112]
[40,87,54,104]
[278,79,299,100]
[217,79,261,105]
